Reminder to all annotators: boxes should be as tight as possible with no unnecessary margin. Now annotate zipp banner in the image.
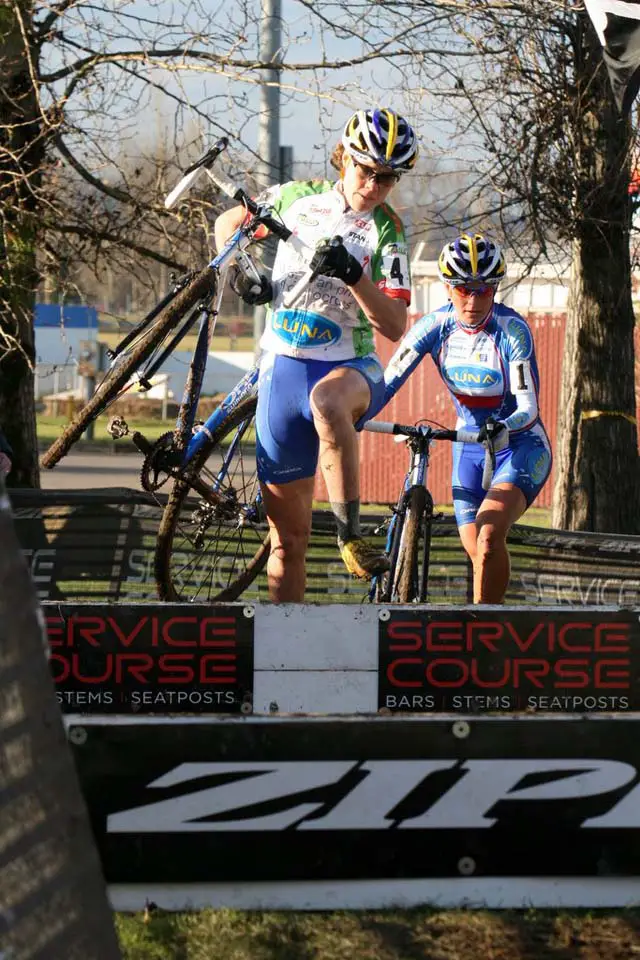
[71,718,640,883]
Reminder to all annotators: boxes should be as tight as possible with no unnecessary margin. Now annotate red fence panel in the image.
[315,311,637,507]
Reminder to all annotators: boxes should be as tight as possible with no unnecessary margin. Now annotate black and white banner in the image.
[585,0,640,114]
[72,718,640,884]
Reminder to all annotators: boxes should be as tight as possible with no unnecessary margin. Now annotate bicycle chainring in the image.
[140,432,180,492]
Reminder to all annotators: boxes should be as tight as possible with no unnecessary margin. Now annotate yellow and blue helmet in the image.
[342,107,418,171]
[438,233,507,285]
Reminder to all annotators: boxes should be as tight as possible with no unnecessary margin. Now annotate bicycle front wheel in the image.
[395,485,428,603]
[40,267,217,468]
[155,396,270,602]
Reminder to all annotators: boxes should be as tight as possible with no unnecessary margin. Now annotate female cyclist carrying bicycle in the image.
[383,234,552,604]
[214,107,419,602]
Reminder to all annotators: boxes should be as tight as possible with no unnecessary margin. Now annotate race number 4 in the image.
[381,244,409,291]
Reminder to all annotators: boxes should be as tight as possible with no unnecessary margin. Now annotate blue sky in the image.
[43,0,439,178]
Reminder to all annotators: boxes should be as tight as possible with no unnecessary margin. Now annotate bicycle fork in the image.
[371,437,433,603]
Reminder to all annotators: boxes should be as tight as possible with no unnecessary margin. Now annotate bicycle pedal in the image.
[107,416,130,439]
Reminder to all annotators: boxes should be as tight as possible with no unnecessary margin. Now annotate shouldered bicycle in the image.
[41,138,319,602]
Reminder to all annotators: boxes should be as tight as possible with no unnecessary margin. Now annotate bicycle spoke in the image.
[156,397,268,603]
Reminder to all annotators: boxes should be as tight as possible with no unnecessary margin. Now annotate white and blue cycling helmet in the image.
[342,107,418,171]
[438,233,507,286]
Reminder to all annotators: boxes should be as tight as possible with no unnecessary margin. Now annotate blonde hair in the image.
[330,142,346,173]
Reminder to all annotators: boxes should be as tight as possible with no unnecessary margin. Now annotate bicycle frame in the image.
[369,427,437,603]
[169,228,257,450]
[366,420,496,603]
[123,140,316,487]
[38,135,313,505]
[117,230,262,507]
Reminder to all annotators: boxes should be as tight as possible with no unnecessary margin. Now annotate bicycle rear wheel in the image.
[155,396,269,602]
[40,267,216,468]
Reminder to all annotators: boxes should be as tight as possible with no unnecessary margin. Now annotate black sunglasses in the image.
[352,160,401,186]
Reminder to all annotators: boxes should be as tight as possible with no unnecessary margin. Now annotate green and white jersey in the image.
[259,180,411,360]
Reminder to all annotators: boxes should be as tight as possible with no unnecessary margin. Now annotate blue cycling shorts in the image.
[452,422,552,526]
[256,351,385,484]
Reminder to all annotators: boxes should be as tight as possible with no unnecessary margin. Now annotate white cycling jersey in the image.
[258,179,411,361]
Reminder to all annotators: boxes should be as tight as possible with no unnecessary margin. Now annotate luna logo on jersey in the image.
[445,366,502,390]
[272,309,342,347]
[506,317,533,358]
[528,448,551,484]
[105,757,640,833]
[379,615,634,709]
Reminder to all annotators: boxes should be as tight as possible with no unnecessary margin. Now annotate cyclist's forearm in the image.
[503,360,539,431]
[350,274,407,341]
[214,205,246,253]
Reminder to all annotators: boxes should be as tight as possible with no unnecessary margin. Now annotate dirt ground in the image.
[117,906,640,959]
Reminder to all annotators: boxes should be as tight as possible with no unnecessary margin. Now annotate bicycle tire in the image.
[40,267,216,468]
[155,395,270,602]
[396,485,427,603]
[418,493,434,602]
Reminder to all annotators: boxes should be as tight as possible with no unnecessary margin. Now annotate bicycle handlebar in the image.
[165,138,321,308]
[164,138,230,210]
[363,420,496,491]
[165,139,294,240]
[204,165,321,308]
[363,421,458,440]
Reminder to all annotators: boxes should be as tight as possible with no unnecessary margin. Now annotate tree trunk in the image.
[552,17,640,532]
[0,2,42,488]
[0,478,122,957]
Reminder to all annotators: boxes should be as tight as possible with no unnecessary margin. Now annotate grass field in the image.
[35,412,553,526]
[98,327,255,355]
[36,415,552,528]
[116,906,640,959]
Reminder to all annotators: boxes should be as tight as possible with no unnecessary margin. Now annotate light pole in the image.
[253,0,282,352]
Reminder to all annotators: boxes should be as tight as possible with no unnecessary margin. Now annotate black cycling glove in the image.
[310,236,363,287]
[477,417,508,446]
[230,265,273,306]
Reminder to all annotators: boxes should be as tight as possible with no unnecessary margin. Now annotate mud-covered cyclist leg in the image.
[310,359,388,580]
[455,429,551,603]
[260,476,315,602]
[458,484,527,604]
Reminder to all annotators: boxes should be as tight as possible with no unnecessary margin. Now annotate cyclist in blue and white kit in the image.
[214,108,419,601]
[383,234,552,603]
